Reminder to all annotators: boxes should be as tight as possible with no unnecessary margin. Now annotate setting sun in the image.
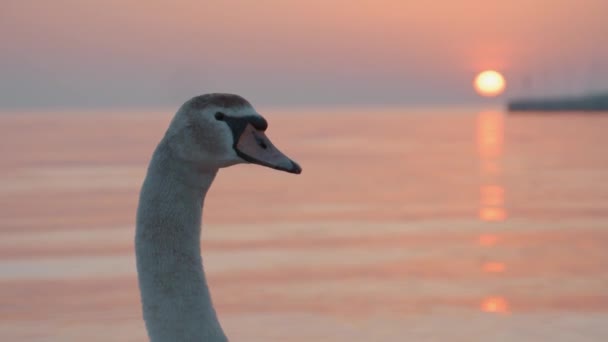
[474,70,506,97]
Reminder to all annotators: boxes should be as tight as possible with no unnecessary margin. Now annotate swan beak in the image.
[235,124,302,174]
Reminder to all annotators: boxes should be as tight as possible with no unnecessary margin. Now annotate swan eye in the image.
[215,112,225,121]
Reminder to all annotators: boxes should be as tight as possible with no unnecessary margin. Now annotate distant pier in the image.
[507,92,608,112]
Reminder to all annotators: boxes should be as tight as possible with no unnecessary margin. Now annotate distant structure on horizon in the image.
[507,92,608,112]
[506,62,608,112]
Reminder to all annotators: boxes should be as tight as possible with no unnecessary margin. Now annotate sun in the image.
[474,70,506,97]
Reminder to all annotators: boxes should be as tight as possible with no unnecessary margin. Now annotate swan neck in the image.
[135,140,227,342]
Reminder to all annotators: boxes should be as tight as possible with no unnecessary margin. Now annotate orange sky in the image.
[1,0,607,108]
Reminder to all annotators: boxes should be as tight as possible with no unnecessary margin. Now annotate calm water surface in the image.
[1,107,608,341]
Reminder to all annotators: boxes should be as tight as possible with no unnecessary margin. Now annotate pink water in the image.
[1,107,608,341]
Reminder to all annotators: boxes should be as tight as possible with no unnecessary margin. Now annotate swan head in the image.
[165,93,301,174]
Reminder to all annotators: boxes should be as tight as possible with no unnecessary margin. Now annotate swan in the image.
[135,93,301,341]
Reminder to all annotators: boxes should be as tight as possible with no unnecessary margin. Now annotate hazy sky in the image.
[1,0,607,108]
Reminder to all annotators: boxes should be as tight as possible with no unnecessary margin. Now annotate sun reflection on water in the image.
[481,296,510,314]
[477,110,510,314]
[477,110,504,159]
[477,111,507,222]
[478,233,498,247]
[482,261,506,273]
[479,207,507,222]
